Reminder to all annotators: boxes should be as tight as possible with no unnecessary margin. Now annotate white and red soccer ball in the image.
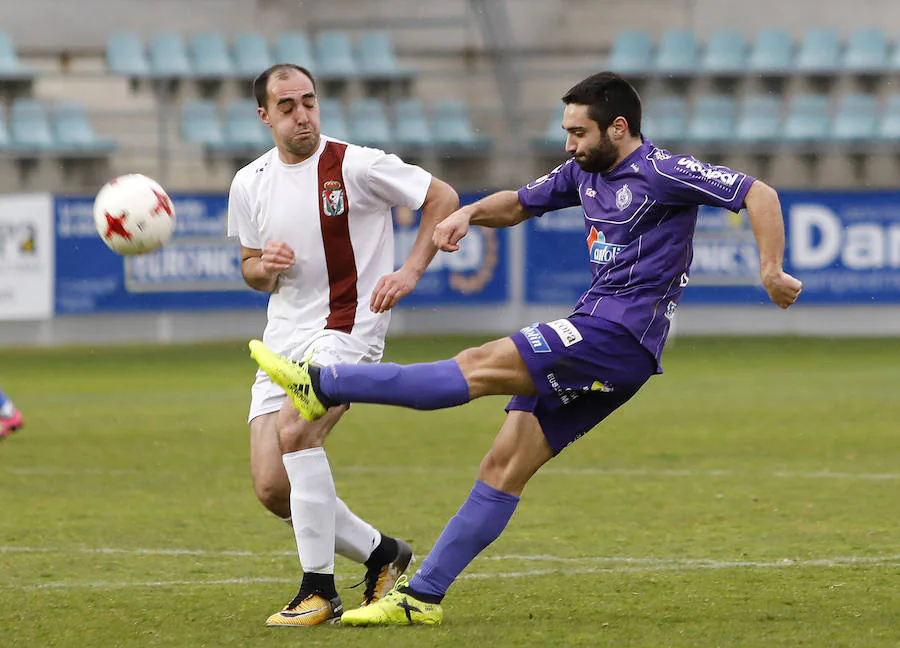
[93,174,176,255]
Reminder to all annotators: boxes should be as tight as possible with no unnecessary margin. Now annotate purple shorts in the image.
[508,315,656,454]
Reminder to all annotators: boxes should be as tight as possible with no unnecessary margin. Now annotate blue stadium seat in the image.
[221,99,270,148]
[877,93,900,139]
[700,28,746,74]
[0,104,10,150]
[348,98,392,148]
[356,32,410,80]
[735,94,782,143]
[747,28,794,73]
[686,95,735,142]
[314,30,358,79]
[10,99,55,151]
[392,98,432,148]
[654,28,698,75]
[181,99,225,146]
[53,102,117,152]
[233,33,273,77]
[318,98,350,141]
[534,102,566,149]
[607,30,654,75]
[190,32,233,78]
[0,31,31,79]
[148,32,192,77]
[795,28,841,73]
[641,95,687,144]
[431,99,489,148]
[843,27,888,72]
[831,93,878,141]
[274,32,315,70]
[106,32,150,76]
[783,94,831,141]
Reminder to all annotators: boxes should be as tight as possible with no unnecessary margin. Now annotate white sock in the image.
[0,401,14,418]
[282,447,336,574]
[334,497,381,564]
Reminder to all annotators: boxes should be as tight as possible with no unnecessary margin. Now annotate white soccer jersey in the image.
[227,136,432,355]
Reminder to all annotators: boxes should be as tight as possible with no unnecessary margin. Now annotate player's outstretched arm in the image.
[240,241,295,293]
[434,190,532,252]
[744,181,803,309]
[370,177,459,313]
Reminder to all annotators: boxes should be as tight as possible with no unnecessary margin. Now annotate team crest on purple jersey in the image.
[322,180,345,216]
[615,184,633,210]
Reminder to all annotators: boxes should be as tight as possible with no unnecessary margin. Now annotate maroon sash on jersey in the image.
[317,140,358,334]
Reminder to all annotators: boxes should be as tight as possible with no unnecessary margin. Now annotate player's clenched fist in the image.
[763,270,803,309]
[260,240,295,276]
[434,210,471,252]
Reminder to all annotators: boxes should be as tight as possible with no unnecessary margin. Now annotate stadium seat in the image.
[53,101,117,152]
[0,103,10,150]
[356,32,410,80]
[348,98,392,148]
[843,27,889,72]
[318,98,350,141]
[606,30,654,75]
[734,94,783,143]
[106,31,150,76]
[877,93,900,139]
[431,99,489,149]
[10,99,55,151]
[686,95,735,142]
[783,94,831,141]
[190,32,234,78]
[221,99,270,149]
[233,33,273,77]
[314,30,358,79]
[274,32,315,70]
[641,95,687,145]
[181,99,225,146]
[533,102,566,150]
[148,32,192,77]
[654,28,699,75]
[700,28,746,75]
[831,93,878,141]
[795,28,841,73]
[0,31,31,79]
[392,98,433,148]
[747,28,794,73]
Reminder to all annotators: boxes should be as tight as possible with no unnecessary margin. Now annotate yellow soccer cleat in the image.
[265,591,343,627]
[341,576,443,627]
[248,340,327,421]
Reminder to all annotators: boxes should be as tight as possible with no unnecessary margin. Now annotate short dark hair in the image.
[253,63,317,108]
[561,72,641,136]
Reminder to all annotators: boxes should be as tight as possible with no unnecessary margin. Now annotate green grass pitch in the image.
[1,335,898,647]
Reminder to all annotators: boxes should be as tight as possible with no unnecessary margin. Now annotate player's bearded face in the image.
[573,127,618,173]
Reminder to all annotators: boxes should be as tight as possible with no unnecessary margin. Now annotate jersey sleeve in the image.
[648,152,755,211]
[226,174,261,249]
[516,158,581,217]
[366,152,433,210]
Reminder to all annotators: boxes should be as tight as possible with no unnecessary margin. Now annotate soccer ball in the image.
[93,174,176,255]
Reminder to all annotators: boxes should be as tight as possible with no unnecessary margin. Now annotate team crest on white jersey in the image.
[615,184,633,210]
[322,180,345,216]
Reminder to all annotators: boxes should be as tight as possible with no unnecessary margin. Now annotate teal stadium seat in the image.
[181,99,225,146]
[392,98,433,148]
[735,94,783,143]
[148,32,192,77]
[783,94,831,141]
[747,28,794,74]
[10,99,55,151]
[686,95,735,142]
[274,32,315,70]
[533,102,566,150]
[106,32,150,76]
[888,35,900,71]
[831,93,878,141]
[318,98,350,141]
[0,32,31,79]
[641,95,687,145]
[222,99,270,149]
[348,98,392,148]
[843,27,888,72]
[607,30,654,75]
[314,30,358,79]
[356,32,410,80]
[191,32,234,78]
[233,34,273,77]
[53,102,116,152]
[877,93,900,139]
[654,28,698,75]
[431,99,489,149]
[700,28,746,75]
[795,28,841,73]
[0,104,10,150]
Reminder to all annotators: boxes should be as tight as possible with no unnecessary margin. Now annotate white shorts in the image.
[247,330,383,423]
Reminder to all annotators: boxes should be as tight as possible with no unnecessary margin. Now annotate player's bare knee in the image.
[252,477,290,516]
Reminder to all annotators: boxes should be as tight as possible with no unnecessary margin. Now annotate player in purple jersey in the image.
[249,72,803,626]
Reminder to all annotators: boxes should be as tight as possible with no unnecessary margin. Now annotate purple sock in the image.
[409,480,520,600]
[318,359,470,410]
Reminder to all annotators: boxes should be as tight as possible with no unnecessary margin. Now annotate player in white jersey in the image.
[227,63,459,626]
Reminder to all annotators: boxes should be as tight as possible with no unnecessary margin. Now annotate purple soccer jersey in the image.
[518,138,756,369]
